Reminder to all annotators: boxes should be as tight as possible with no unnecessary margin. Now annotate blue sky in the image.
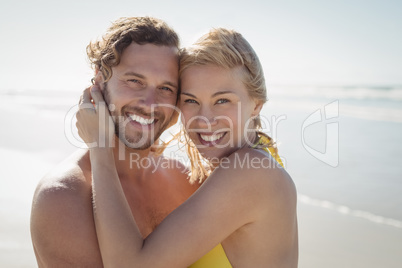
[1,0,401,92]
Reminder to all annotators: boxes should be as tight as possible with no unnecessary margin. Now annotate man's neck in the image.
[111,137,153,182]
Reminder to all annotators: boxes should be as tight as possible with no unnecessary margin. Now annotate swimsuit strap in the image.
[252,134,284,168]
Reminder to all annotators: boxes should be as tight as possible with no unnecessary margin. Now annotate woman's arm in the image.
[76,86,297,267]
[90,148,145,266]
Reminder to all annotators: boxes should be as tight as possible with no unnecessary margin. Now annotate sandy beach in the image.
[1,89,401,267]
[298,201,402,268]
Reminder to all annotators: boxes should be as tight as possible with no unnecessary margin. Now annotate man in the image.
[30,17,198,267]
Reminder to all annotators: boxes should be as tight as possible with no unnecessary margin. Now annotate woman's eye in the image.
[184,99,198,104]
[216,98,229,104]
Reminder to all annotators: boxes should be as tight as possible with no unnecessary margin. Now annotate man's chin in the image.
[118,133,164,151]
[119,137,153,150]
[115,120,168,150]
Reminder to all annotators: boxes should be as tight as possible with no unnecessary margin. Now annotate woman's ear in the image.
[251,100,263,118]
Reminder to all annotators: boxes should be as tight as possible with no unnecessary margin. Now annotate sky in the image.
[1,0,401,93]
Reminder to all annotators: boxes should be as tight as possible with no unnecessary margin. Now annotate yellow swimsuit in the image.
[189,135,283,268]
[253,134,284,167]
[189,244,232,268]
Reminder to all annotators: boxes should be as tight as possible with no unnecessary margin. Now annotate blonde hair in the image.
[180,28,277,184]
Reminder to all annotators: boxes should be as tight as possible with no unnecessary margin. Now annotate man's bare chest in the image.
[123,186,183,238]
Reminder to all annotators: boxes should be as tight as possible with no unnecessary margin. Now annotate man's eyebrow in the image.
[164,81,178,89]
[123,72,145,79]
[124,72,178,89]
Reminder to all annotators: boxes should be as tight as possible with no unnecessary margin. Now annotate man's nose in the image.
[138,87,157,111]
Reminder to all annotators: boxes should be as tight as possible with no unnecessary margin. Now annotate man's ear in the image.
[94,68,105,89]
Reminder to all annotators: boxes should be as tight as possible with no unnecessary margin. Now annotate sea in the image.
[0,84,401,266]
[263,85,402,225]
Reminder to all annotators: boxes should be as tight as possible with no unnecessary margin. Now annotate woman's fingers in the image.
[94,71,103,85]
[90,85,104,107]
[82,86,92,104]
[76,83,115,149]
[78,87,94,112]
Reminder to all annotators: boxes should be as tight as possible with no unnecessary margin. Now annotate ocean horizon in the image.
[1,84,401,267]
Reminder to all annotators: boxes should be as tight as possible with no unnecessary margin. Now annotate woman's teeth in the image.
[129,114,155,125]
[200,133,225,142]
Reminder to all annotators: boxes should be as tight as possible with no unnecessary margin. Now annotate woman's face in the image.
[180,64,262,160]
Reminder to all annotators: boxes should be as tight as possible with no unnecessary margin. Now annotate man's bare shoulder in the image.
[33,150,91,201]
[31,149,103,267]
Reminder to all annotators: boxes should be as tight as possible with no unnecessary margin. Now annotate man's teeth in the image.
[200,133,225,142]
[129,114,155,125]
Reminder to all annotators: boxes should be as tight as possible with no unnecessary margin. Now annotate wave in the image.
[298,194,402,229]
[0,90,78,115]
[270,85,402,102]
[267,98,402,123]
[2,88,402,124]
[340,104,402,123]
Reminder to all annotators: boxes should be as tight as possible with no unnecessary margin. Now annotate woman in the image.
[77,28,298,267]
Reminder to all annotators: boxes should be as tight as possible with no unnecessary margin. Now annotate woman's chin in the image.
[199,148,233,162]
[198,149,221,161]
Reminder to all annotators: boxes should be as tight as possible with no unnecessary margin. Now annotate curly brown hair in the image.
[87,16,180,81]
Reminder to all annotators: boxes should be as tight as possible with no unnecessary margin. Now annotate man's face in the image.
[101,43,179,149]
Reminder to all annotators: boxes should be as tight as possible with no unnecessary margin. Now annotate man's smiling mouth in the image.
[127,113,156,125]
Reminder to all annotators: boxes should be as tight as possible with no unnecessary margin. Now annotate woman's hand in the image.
[76,85,115,149]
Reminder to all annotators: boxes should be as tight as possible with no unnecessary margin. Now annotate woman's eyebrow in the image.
[211,90,235,98]
[181,92,197,98]
[181,90,236,99]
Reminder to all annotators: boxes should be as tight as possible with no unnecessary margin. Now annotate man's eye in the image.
[216,98,229,104]
[128,79,141,84]
[161,87,174,93]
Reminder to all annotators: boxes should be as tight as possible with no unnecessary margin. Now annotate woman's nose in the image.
[196,107,218,128]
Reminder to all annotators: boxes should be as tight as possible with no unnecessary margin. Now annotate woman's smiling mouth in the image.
[197,132,227,146]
